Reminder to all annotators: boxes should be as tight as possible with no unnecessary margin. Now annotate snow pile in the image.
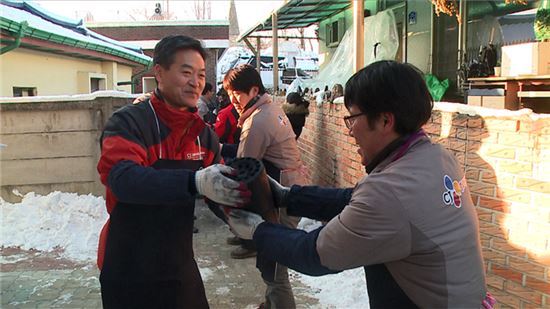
[294,270,369,308]
[0,90,136,103]
[0,191,108,262]
[434,102,550,119]
[296,218,370,308]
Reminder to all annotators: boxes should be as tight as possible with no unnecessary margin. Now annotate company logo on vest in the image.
[442,175,467,208]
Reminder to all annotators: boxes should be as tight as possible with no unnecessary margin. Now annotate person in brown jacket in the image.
[224,61,495,309]
[223,64,308,309]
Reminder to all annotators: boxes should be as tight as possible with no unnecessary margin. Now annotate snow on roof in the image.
[85,20,230,28]
[0,90,137,104]
[1,1,151,65]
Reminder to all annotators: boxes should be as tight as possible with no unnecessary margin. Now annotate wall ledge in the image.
[0,90,137,104]
[434,102,550,120]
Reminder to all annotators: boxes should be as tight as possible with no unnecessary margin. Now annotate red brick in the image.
[468,117,484,128]
[468,140,483,152]
[448,138,467,152]
[504,280,543,305]
[483,248,507,265]
[466,152,494,169]
[431,111,442,124]
[487,286,521,308]
[452,115,469,127]
[479,220,507,238]
[469,180,497,197]
[480,232,491,248]
[520,301,544,309]
[525,276,550,294]
[479,196,510,213]
[423,122,441,135]
[492,237,527,257]
[453,151,466,165]
[487,273,506,289]
[477,207,494,222]
[456,127,468,139]
[481,169,499,184]
[508,258,546,280]
[466,167,481,181]
[467,127,492,141]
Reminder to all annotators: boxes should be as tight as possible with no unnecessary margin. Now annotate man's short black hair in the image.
[344,60,433,135]
[223,64,266,95]
[153,35,207,69]
[202,82,213,95]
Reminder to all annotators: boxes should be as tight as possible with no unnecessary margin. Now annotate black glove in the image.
[267,175,290,208]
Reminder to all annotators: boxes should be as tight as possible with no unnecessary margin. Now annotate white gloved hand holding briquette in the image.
[195,164,251,207]
[224,208,264,240]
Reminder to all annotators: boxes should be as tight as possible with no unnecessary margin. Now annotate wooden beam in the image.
[243,37,257,55]
[353,0,364,72]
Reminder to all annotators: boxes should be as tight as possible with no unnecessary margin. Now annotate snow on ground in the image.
[1,191,107,262]
[293,270,369,309]
[1,191,369,308]
[296,218,370,308]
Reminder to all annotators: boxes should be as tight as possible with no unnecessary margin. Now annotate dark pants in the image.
[241,238,256,250]
[101,279,209,309]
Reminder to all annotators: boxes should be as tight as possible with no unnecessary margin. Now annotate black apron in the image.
[100,159,209,309]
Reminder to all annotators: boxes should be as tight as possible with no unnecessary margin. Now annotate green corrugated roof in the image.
[238,0,351,41]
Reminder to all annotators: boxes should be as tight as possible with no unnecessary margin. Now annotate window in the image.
[77,72,107,94]
[90,78,104,92]
[142,77,157,93]
[326,18,345,47]
[13,87,37,97]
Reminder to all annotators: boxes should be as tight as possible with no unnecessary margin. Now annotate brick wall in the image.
[89,25,228,41]
[297,100,550,308]
[89,24,228,93]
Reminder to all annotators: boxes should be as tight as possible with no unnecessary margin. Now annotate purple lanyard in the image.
[391,129,427,163]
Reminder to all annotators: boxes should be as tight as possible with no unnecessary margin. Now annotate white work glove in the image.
[225,208,264,240]
[195,164,250,206]
[132,92,151,104]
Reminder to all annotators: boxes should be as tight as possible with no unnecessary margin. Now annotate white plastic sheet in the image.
[302,9,399,93]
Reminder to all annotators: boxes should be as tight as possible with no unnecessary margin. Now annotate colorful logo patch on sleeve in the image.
[442,175,467,208]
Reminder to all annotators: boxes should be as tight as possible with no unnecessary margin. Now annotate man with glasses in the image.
[224,61,493,308]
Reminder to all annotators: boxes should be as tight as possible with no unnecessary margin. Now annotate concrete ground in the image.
[0,200,320,308]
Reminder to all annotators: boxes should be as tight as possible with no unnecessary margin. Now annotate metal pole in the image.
[256,36,261,73]
[272,12,279,93]
[353,0,364,72]
[457,0,468,92]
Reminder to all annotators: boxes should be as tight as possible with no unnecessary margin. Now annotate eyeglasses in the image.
[343,112,365,129]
